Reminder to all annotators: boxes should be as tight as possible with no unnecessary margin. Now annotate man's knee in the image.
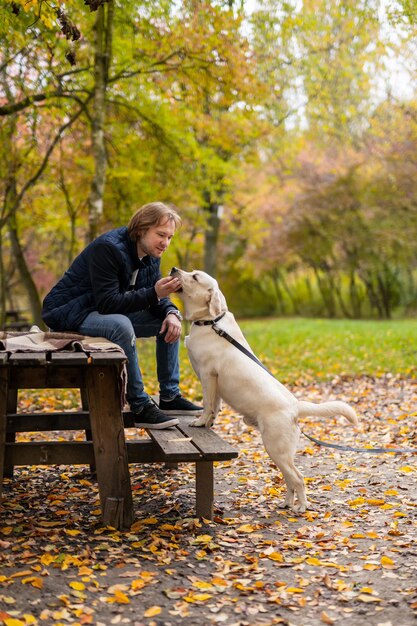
[107,314,135,343]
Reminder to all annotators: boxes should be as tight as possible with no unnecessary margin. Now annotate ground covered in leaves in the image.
[1,375,417,626]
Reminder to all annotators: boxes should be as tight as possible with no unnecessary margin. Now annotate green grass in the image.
[137,318,417,390]
[236,317,417,383]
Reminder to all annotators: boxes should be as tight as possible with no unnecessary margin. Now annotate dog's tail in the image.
[297,400,358,427]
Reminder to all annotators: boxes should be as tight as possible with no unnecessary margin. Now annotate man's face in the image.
[137,218,176,258]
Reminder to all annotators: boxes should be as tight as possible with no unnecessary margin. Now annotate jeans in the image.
[78,310,180,413]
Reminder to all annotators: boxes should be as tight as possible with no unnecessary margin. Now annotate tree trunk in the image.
[87,0,114,242]
[0,227,6,326]
[349,270,363,318]
[203,198,221,277]
[8,216,43,327]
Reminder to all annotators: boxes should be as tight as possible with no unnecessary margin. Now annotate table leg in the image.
[196,460,214,520]
[0,367,8,499]
[4,389,17,478]
[85,364,134,530]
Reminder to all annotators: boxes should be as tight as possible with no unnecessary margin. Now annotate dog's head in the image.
[170,267,227,321]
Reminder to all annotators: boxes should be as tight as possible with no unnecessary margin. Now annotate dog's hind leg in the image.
[262,430,308,513]
[277,459,307,513]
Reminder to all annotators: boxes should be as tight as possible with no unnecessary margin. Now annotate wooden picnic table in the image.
[0,342,238,529]
[0,347,134,530]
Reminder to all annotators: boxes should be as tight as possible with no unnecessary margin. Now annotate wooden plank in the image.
[4,388,17,478]
[50,352,88,366]
[89,352,126,365]
[85,364,134,530]
[147,427,201,461]
[126,440,167,463]
[196,461,214,519]
[9,352,47,366]
[176,418,238,460]
[5,441,95,465]
[0,366,8,499]
[7,411,90,433]
[8,367,85,389]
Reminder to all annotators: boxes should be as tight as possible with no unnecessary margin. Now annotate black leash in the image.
[193,315,417,455]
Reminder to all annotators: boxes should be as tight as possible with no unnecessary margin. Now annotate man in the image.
[42,201,202,429]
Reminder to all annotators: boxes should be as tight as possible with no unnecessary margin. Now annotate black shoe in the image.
[134,402,179,429]
[159,395,203,416]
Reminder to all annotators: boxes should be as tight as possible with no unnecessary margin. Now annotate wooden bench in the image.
[0,348,238,530]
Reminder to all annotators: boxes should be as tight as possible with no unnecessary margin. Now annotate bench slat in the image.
[9,352,47,366]
[177,417,238,460]
[7,411,90,432]
[50,352,89,365]
[5,441,95,465]
[89,352,126,365]
[147,427,201,461]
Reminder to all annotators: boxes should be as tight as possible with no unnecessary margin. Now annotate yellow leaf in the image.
[236,524,259,533]
[304,511,318,521]
[64,529,82,536]
[131,579,145,591]
[22,577,43,589]
[381,556,395,568]
[366,531,379,539]
[399,466,415,473]
[286,587,304,594]
[357,594,382,603]
[40,554,55,565]
[211,577,228,587]
[366,499,385,506]
[192,581,213,590]
[4,619,25,626]
[320,612,334,624]
[111,590,130,604]
[11,571,33,578]
[144,606,162,617]
[69,581,85,591]
[348,497,366,506]
[189,593,213,602]
[267,551,284,562]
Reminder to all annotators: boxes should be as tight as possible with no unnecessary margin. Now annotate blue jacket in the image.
[42,226,178,331]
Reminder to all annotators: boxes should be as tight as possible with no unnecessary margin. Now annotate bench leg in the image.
[195,461,214,520]
[4,389,17,478]
[80,387,96,474]
[86,364,134,531]
[0,368,8,499]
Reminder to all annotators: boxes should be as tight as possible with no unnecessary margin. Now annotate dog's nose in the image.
[170,267,179,276]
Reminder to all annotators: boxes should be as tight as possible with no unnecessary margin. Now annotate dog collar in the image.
[193,312,226,326]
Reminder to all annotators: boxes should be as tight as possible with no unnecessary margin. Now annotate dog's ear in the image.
[208,288,226,317]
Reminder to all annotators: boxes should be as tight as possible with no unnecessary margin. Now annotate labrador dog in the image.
[171,267,358,513]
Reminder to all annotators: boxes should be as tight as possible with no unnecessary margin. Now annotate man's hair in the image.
[128,201,181,242]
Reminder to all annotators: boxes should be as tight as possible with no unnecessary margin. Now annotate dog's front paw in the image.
[191,413,214,428]
[191,416,209,427]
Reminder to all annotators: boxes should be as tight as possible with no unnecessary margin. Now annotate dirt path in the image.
[1,376,416,625]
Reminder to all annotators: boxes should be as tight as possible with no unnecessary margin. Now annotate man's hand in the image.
[155,276,181,299]
[160,313,182,343]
